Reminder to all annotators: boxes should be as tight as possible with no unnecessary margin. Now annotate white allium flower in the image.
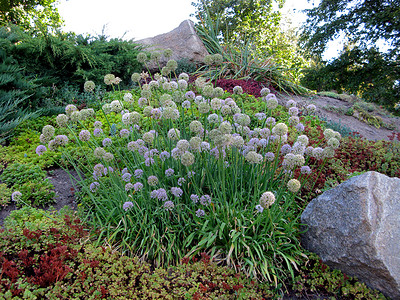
[259,191,275,209]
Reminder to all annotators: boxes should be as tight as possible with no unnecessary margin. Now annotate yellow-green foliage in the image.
[0,183,12,207]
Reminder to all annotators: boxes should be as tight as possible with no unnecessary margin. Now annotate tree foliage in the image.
[0,0,63,31]
[300,0,400,57]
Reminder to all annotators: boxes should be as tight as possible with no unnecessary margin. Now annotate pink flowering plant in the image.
[36,72,341,284]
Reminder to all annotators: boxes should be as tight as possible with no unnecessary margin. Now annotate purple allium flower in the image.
[190,194,199,203]
[163,200,174,211]
[102,138,112,147]
[93,163,105,177]
[187,171,195,178]
[255,204,264,213]
[134,169,144,179]
[200,195,212,206]
[171,187,183,198]
[94,121,102,128]
[125,183,134,191]
[147,175,158,186]
[195,209,205,217]
[150,190,159,199]
[296,123,305,133]
[177,177,186,186]
[11,191,22,202]
[108,166,114,173]
[90,182,100,192]
[182,100,191,109]
[151,108,162,119]
[159,151,170,161]
[265,117,276,127]
[79,130,91,142]
[133,182,143,191]
[301,166,312,175]
[93,128,103,136]
[145,157,155,166]
[123,201,134,211]
[157,188,168,201]
[281,144,292,155]
[288,107,299,116]
[165,168,174,177]
[122,167,129,174]
[122,172,132,182]
[255,112,266,120]
[185,91,195,99]
[36,145,47,156]
[120,129,130,138]
[138,97,148,107]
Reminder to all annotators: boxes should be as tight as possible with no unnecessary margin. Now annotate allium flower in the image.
[122,173,132,182]
[312,147,324,159]
[327,137,340,149]
[133,182,143,192]
[286,100,297,108]
[195,209,205,217]
[79,130,91,142]
[287,179,301,193]
[291,142,306,155]
[260,87,271,97]
[133,169,143,179]
[93,128,103,137]
[65,105,78,118]
[245,151,263,164]
[123,92,133,102]
[163,200,175,211]
[171,187,183,198]
[177,177,186,186]
[306,104,317,114]
[102,104,112,115]
[56,114,68,127]
[162,107,180,120]
[104,74,116,85]
[233,86,243,94]
[189,121,203,134]
[235,113,251,126]
[296,123,305,133]
[210,98,222,110]
[198,102,211,114]
[259,128,271,138]
[219,121,232,134]
[265,117,276,127]
[120,129,130,138]
[181,151,195,166]
[167,128,180,140]
[147,175,158,186]
[323,129,335,140]
[164,48,173,58]
[282,153,296,170]
[166,59,178,71]
[179,72,189,81]
[200,195,212,206]
[189,137,202,152]
[178,79,188,90]
[84,80,95,92]
[255,204,264,213]
[322,147,335,159]
[289,107,299,116]
[259,191,275,209]
[11,191,22,202]
[125,183,134,192]
[102,138,112,147]
[288,116,300,126]
[42,125,55,138]
[281,144,292,155]
[191,194,199,203]
[305,146,314,156]
[300,166,312,175]
[220,105,232,116]
[110,100,123,113]
[182,100,191,109]
[131,73,141,82]
[176,139,190,152]
[52,135,68,146]
[272,123,288,136]
[90,182,100,192]
[94,147,106,159]
[214,87,224,98]
[137,52,148,63]
[123,201,134,211]
[200,142,210,152]
[36,145,47,156]
[142,131,155,145]
[185,91,195,99]
[255,112,266,120]
[103,152,114,162]
[294,154,305,166]
[265,95,278,110]
[207,113,220,123]
[163,168,174,177]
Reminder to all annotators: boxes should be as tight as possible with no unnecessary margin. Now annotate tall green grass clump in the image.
[29,72,341,286]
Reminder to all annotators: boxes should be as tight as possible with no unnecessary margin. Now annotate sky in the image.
[57,0,339,59]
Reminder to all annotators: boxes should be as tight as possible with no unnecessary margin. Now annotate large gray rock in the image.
[135,20,209,69]
[301,171,400,299]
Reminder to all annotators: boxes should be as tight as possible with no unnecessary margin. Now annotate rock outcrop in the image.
[135,19,209,69]
[301,171,400,299]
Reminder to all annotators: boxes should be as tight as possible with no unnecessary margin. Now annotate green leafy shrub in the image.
[293,253,387,299]
[0,183,12,208]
